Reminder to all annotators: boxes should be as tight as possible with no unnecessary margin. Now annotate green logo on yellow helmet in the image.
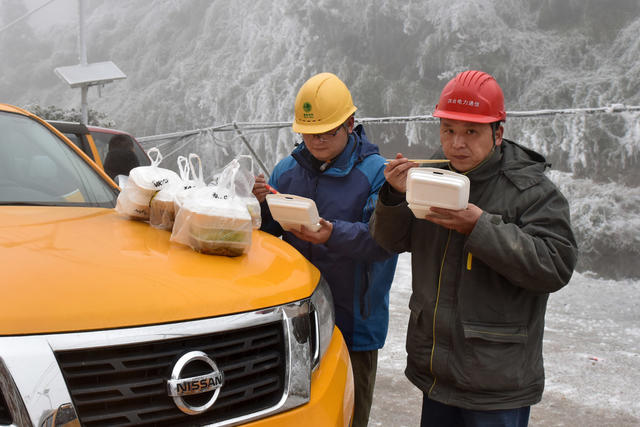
[303,102,312,113]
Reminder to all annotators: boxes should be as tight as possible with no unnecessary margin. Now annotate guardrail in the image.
[136,104,640,143]
[136,104,640,178]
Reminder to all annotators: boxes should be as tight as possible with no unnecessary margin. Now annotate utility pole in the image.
[54,0,126,125]
[78,0,88,124]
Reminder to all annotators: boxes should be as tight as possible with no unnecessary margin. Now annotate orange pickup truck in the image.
[0,103,353,427]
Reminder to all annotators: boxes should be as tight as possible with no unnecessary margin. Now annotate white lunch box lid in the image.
[266,194,321,232]
[406,167,470,217]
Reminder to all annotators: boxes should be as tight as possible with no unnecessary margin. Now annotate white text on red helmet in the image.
[447,98,480,107]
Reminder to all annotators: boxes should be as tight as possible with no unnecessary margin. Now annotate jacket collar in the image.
[439,139,549,189]
[457,144,503,183]
[434,139,548,188]
[292,124,379,177]
[500,139,550,190]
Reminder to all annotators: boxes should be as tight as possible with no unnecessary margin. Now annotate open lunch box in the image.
[266,194,321,232]
[406,167,470,218]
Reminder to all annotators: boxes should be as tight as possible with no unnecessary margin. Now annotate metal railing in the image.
[136,104,640,144]
[135,104,640,177]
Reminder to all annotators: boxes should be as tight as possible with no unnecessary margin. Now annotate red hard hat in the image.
[433,70,506,123]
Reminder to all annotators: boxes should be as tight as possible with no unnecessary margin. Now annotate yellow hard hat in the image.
[292,72,357,134]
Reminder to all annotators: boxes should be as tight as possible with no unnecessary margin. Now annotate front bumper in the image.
[247,327,354,427]
[0,300,353,426]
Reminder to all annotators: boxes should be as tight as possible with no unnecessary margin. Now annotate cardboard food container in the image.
[115,181,157,220]
[116,166,181,221]
[149,196,176,230]
[115,190,150,220]
[266,194,321,232]
[406,167,470,218]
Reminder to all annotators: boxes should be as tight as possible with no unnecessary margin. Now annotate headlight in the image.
[309,276,335,370]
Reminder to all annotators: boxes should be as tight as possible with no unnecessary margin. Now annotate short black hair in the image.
[108,134,134,151]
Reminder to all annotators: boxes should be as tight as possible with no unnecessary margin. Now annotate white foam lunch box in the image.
[406,167,470,218]
[266,194,321,232]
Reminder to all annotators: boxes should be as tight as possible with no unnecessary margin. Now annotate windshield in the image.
[0,112,118,207]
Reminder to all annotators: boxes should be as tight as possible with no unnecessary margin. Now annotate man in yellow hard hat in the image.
[370,70,578,426]
[253,72,398,426]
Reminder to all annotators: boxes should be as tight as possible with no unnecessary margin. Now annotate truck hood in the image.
[1,207,319,335]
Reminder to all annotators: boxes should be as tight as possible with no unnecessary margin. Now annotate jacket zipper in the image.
[309,174,320,258]
[428,230,452,396]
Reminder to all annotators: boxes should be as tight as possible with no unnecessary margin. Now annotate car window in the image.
[90,131,110,161]
[0,112,118,207]
[61,132,95,160]
[62,132,82,149]
[92,131,151,168]
[132,141,151,167]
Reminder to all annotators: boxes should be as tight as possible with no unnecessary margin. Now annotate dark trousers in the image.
[420,394,530,427]
[348,349,378,427]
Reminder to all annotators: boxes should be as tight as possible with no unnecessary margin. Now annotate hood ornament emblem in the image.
[167,351,224,415]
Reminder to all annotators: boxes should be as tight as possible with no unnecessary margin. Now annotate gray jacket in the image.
[370,140,578,410]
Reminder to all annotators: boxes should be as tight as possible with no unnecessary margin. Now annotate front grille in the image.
[55,322,285,426]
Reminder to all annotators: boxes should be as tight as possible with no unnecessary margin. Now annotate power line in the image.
[0,0,58,34]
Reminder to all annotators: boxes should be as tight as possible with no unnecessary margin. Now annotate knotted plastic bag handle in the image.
[177,155,190,181]
[188,153,204,185]
[147,147,163,167]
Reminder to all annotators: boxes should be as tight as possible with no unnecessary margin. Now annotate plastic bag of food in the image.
[174,153,207,214]
[149,155,188,230]
[171,185,253,257]
[209,155,261,229]
[171,157,263,256]
[116,147,180,220]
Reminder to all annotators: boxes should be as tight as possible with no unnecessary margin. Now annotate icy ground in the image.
[369,252,640,426]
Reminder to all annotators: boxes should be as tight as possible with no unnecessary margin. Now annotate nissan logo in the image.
[167,351,224,415]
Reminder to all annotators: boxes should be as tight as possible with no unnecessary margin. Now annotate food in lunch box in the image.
[175,191,252,257]
[149,196,176,230]
[187,213,252,257]
[116,165,180,221]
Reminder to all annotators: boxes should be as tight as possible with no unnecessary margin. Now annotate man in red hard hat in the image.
[370,70,578,426]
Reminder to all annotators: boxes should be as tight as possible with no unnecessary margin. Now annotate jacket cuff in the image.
[324,219,345,250]
[466,212,502,250]
[379,181,406,206]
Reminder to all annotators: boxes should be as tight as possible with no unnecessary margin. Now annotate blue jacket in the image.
[260,125,398,351]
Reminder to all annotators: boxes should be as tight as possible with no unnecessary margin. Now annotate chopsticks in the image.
[265,184,279,194]
[384,159,450,165]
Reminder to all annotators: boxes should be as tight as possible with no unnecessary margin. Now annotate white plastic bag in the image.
[115,147,180,220]
[171,157,257,256]
[170,186,253,257]
[211,155,261,229]
[149,156,186,230]
[174,153,207,213]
